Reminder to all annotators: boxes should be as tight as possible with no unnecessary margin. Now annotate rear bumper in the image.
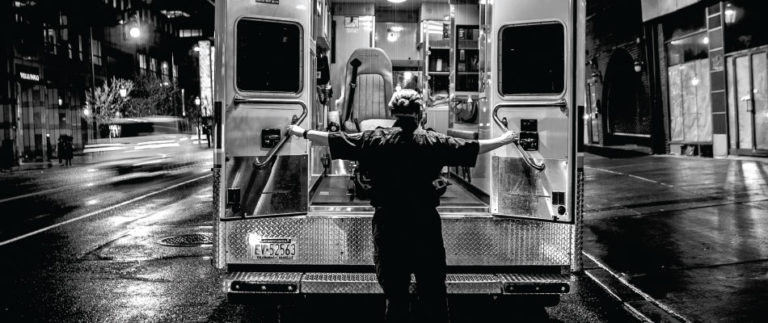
[224,272,570,296]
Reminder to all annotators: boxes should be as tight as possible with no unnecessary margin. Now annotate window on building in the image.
[161,61,170,83]
[178,29,203,38]
[43,26,58,54]
[78,35,84,60]
[499,22,565,95]
[150,57,157,74]
[236,19,302,92]
[92,40,102,65]
[666,32,709,66]
[138,53,147,71]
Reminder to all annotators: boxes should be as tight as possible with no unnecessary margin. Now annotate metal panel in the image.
[225,102,308,157]
[445,274,501,294]
[226,155,308,217]
[224,272,302,294]
[224,272,566,295]
[213,167,225,269]
[225,216,572,266]
[301,273,383,294]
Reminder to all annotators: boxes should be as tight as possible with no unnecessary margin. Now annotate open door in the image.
[482,0,580,223]
[214,1,313,222]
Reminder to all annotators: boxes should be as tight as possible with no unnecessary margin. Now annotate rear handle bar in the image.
[231,98,308,169]
[491,100,567,172]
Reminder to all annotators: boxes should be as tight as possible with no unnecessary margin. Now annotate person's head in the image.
[389,89,424,131]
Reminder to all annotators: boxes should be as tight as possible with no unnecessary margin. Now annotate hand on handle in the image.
[500,131,519,145]
[287,125,305,137]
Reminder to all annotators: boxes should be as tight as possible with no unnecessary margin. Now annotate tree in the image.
[85,77,134,136]
[126,73,181,117]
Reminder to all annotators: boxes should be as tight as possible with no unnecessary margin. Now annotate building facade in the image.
[1,0,204,163]
[586,0,768,157]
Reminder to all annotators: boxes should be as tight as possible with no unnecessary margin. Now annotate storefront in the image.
[643,0,768,157]
[14,62,89,161]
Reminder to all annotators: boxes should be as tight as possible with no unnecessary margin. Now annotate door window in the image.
[236,19,302,93]
[498,22,565,95]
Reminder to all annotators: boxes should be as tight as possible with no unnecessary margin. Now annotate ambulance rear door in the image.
[483,0,582,224]
[213,0,313,268]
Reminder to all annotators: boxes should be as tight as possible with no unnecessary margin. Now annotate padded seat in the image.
[335,48,394,132]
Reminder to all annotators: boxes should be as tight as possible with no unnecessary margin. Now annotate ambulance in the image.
[212,0,585,309]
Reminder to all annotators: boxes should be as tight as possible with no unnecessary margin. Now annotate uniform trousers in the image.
[372,205,449,323]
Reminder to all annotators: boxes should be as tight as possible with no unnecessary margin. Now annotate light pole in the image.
[195,96,201,145]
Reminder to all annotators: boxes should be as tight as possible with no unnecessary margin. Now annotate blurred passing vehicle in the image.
[85,116,205,174]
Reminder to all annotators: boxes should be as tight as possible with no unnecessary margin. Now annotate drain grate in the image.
[158,233,213,247]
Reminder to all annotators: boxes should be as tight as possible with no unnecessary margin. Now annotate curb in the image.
[582,252,691,323]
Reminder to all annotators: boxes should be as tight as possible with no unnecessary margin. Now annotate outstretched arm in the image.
[477,131,517,154]
[287,125,329,146]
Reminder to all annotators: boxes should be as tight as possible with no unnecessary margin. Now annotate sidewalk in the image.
[582,153,768,322]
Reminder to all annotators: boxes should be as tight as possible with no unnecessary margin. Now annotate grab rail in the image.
[491,100,567,171]
[231,98,308,169]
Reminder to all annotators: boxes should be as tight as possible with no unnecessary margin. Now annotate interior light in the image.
[387,32,399,42]
[387,0,407,3]
[701,37,709,45]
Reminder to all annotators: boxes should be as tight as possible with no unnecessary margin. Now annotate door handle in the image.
[231,98,308,169]
[491,100,566,172]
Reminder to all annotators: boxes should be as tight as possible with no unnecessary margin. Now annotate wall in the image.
[374,22,419,61]
[330,13,374,107]
[641,0,705,21]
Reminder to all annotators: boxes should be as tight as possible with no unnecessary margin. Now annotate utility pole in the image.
[89,26,97,140]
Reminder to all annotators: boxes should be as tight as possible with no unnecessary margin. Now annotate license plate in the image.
[250,237,296,260]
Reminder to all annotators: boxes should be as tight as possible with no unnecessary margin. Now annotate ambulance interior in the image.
[307,0,489,212]
[229,0,567,220]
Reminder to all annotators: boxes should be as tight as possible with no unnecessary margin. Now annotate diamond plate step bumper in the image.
[224,272,570,295]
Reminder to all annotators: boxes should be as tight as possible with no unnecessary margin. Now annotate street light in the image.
[194,96,201,106]
[129,26,141,39]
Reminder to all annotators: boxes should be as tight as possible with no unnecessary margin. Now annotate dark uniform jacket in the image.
[328,121,479,209]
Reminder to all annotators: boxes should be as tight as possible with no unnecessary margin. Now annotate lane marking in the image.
[0,174,210,247]
[585,166,674,188]
[583,252,692,323]
[0,186,69,204]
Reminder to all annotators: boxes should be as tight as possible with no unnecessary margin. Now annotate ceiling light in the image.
[388,0,407,3]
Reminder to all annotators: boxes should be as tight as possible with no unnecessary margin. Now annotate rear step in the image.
[225,272,570,295]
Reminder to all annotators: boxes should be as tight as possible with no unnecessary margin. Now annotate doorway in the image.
[601,49,652,147]
[727,50,768,153]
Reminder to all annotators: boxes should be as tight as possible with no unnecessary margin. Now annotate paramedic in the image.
[287,89,516,322]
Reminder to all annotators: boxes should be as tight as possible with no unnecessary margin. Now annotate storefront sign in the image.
[19,72,40,82]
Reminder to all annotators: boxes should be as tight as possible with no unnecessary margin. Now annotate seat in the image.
[335,48,394,132]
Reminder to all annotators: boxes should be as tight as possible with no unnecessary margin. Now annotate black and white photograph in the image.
[0,0,766,322]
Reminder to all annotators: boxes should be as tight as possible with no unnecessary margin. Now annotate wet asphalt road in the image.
[0,149,635,322]
[583,154,768,322]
